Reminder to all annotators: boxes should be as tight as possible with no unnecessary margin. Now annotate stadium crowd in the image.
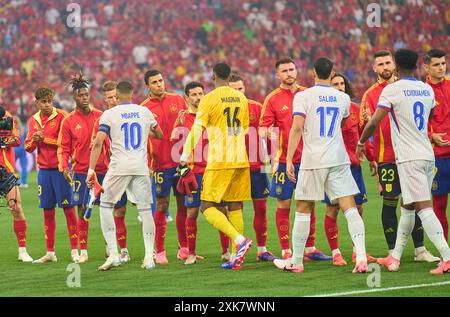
[1,0,449,120]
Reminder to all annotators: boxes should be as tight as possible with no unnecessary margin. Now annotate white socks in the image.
[138,209,155,259]
[418,208,450,262]
[100,203,119,258]
[344,207,366,263]
[392,207,416,260]
[291,213,311,266]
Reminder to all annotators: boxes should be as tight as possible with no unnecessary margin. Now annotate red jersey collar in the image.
[426,76,447,87]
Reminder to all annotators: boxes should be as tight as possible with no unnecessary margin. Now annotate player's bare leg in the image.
[7,187,33,262]
[176,195,189,261]
[337,195,367,273]
[154,196,169,264]
[274,200,313,273]
[113,205,130,262]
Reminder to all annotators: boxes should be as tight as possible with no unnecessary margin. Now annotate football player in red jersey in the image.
[259,57,331,261]
[25,87,78,263]
[424,49,450,241]
[360,50,438,262]
[141,70,188,264]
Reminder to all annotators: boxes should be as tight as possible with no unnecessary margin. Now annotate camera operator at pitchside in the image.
[0,105,33,262]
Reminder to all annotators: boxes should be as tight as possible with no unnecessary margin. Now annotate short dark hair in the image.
[394,49,419,71]
[373,50,392,60]
[314,57,334,80]
[331,73,354,99]
[102,80,117,92]
[229,73,244,83]
[213,62,231,80]
[184,81,204,96]
[116,81,133,95]
[275,57,295,69]
[35,87,55,100]
[144,69,162,85]
[423,49,446,64]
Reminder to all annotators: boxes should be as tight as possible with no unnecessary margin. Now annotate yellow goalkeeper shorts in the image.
[201,168,251,203]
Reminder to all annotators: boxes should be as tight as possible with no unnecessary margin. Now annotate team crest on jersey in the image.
[170,104,178,113]
[73,193,80,202]
[432,181,438,191]
[188,196,194,204]
[49,120,57,128]
[350,113,358,121]
[386,184,392,193]
[276,186,282,195]
[156,185,162,194]
[34,124,39,130]
[249,113,256,123]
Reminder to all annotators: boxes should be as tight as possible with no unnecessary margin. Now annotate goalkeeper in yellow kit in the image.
[178,62,253,270]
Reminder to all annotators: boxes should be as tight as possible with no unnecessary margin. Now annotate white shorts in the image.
[100,173,153,206]
[295,164,359,202]
[397,160,434,205]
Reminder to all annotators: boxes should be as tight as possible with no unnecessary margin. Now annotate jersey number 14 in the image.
[121,122,142,150]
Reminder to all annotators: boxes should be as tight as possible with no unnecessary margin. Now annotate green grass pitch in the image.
[0,167,449,297]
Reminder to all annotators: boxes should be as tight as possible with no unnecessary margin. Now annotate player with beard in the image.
[359,50,438,262]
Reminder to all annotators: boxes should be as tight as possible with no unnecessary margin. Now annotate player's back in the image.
[378,78,435,163]
[196,86,249,170]
[293,84,350,169]
[100,103,156,175]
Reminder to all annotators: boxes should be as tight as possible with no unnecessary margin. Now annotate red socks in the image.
[219,231,230,254]
[253,200,267,247]
[114,216,127,249]
[77,218,89,251]
[324,215,339,251]
[186,218,197,255]
[306,208,316,248]
[44,208,56,252]
[176,206,187,248]
[154,211,167,253]
[433,195,449,241]
[276,208,290,250]
[63,207,78,249]
[14,219,27,247]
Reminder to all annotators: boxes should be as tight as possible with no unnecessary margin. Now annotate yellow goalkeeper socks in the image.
[228,209,244,252]
[203,207,241,242]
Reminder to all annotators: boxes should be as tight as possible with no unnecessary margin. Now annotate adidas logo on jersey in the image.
[281,105,289,111]
[75,124,82,130]
[62,199,69,205]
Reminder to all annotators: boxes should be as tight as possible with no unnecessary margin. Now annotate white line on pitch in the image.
[306,281,450,297]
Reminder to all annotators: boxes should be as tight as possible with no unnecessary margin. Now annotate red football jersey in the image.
[173,110,208,175]
[141,93,187,170]
[359,80,395,163]
[247,99,265,172]
[57,107,108,174]
[259,85,306,166]
[427,77,450,158]
[25,107,67,169]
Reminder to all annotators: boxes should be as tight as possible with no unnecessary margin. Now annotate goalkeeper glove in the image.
[176,164,198,197]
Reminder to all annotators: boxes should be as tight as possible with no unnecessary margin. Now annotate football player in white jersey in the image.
[274,58,368,273]
[358,49,450,274]
[87,81,163,271]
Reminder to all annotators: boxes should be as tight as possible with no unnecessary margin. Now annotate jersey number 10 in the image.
[121,122,142,150]
[316,106,339,137]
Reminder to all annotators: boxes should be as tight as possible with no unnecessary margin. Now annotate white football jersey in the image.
[293,84,351,169]
[377,78,435,163]
[98,103,158,175]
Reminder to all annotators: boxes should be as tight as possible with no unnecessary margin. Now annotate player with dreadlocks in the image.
[57,72,108,263]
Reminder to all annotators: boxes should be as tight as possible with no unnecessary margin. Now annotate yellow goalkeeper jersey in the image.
[195,85,250,170]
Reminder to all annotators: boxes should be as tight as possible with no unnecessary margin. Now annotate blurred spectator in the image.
[0,0,448,117]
